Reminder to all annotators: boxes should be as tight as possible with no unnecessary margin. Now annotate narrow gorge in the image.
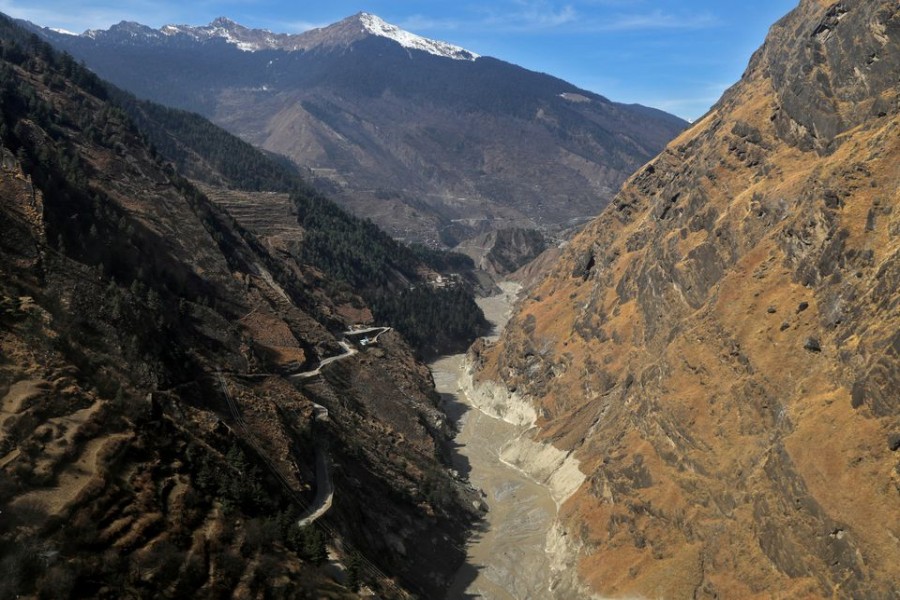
[2,1,897,598]
[430,283,588,599]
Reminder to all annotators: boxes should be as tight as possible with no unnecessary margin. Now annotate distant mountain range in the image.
[30,13,687,245]
[91,14,481,60]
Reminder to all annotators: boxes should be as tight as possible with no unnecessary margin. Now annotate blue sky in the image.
[1,0,798,120]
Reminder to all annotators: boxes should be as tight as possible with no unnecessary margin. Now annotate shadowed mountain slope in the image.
[0,16,481,598]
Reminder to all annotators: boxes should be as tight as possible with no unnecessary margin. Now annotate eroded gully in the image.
[430,282,559,600]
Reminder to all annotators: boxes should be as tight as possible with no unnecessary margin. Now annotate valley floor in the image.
[431,284,568,600]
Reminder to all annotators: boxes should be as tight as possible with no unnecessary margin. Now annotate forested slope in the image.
[0,17,478,598]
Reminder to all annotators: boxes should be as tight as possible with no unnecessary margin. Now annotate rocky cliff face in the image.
[454,228,548,277]
[474,1,899,597]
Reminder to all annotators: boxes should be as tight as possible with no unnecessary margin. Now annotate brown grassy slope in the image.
[0,148,343,599]
[475,1,899,598]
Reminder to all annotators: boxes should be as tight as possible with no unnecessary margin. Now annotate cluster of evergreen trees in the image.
[292,190,418,287]
[409,242,475,272]
[109,89,303,192]
[370,285,487,356]
[291,190,488,354]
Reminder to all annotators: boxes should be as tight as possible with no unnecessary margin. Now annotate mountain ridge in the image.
[30,14,687,245]
[78,13,480,60]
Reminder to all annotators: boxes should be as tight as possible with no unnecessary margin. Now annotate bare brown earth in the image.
[0,146,359,598]
[473,1,900,598]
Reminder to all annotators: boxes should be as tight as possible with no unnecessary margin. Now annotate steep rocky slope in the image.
[454,228,548,278]
[33,14,687,245]
[472,1,899,597]
[0,19,476,598]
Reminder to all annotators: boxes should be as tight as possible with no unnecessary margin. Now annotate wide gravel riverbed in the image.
[430,283,558,600]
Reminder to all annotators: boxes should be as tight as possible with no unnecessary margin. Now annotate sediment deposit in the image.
[436,284,589,599]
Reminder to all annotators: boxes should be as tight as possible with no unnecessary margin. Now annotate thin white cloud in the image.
[1,0,89,31]
[580,0,648,5]
[513,1,577,28]
[479,1,579,32]
[398,15,464,32]
[399,2,717,35]
[598,9,718,31]
[398,1,581,34]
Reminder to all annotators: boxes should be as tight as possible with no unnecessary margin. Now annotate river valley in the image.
[431,283,563,600]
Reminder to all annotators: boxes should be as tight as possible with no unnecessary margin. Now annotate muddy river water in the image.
[430,283,560,600]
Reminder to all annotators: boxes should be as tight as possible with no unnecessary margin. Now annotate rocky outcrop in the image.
[545,523,596,599]
[455,228,549,277]
[462,348,586,508]
[460,343,590,598]
[461,343,538,427]
[498,436,585,509]
[764,0,900,154]
[475,1,900,598]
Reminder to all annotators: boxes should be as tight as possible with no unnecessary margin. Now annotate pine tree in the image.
[300,527,328,565]
[345,551,363,592]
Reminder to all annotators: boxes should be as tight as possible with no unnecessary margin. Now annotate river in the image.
[430,282,559,600]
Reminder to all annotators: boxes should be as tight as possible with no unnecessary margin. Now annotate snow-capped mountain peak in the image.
[356,13,478,61]
[60,14,479,59]
[157,18,279,51]
[84,21,159,40]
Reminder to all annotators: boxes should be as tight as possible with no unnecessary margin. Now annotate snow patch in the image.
[214,27,263,51]
[49,27,77,36]
[559,92,590,103]
[79,14,479,59]
[358,13,478,61]
[156,20,274,51]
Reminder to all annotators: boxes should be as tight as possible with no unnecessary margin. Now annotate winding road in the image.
[217,369,335,528]
[289,327,391,380]
[217,326,392,528]
[298,448,334,527]
[289,341,358,380]
[344,326,392,340]
[281,326,390,526]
